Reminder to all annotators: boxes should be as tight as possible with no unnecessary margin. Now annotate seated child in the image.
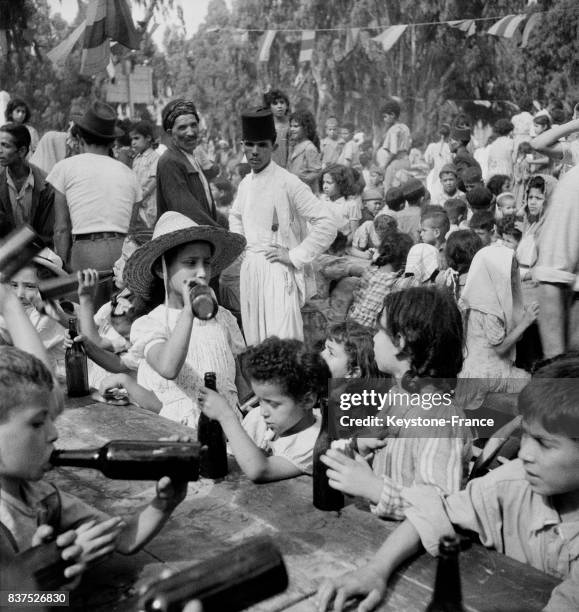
[351,212,398,259]
[360,187,384,223]
[321,287,472,520]
[419,209,450,270]
[432,163,465,207]
[384,186,405,214]
[316,355,579,612]
[0,345,187,573]
[469,209,496,246]
[461,165,484,192]
[0,249,70,379]
[198,337,329,482]
[496,215,522,251]
[444,197,469,236]
[320,164,361,244]
[125,212,247,428]
[495,191,517,222]
[320,320,383,379]
[365,164,385,194]
[349,230,413,329]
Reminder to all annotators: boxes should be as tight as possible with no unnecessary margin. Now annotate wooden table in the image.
[47,398,560,612]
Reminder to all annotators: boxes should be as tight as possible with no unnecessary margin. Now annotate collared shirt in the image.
[350,268,401,329]
[6,167,34,225]
[403,459,579,612]
[382,122,411,156]
[369,385,472,520]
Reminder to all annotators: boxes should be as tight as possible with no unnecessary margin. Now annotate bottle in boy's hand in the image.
[197,372,228,478]
[18,540,73,590]
[137,536,288,612]
[50,440,201,481]
[65,318,89,397]
[425,535,465,612]
[313,400,345,511]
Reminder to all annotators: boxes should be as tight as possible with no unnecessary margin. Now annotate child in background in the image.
[321,287,471,520]
[210,177,234,217]
[495,191,517,222]
[0,343,187,571]
[360,187,384,223]
[317,355,579,612]
[230,162,250,192]
[383,186,405,214]
[435,229,483,302]
[0,249,70,379]
[466,185,494,215]
[456,243,537,411]
[432,163,464,207]
[461,166,484,193]
[419,209,450,269]
[444,198,468,235]
[496,215,522,251]
[512,141,533,208]
[486,174,511,200]
[469,210,496,246]
[529,115,553,174]
[130,121,159,229]
[364,164,384,194]
[337,122,360,168]
[397,178,427,243]
[198,337,329,481]
[287,109,322,192]
[320,116,341,168]
[320,321,382,379]
[351,211,398,259]
[320,164,361,244]
[349,231,413,329]
[124,212,246,428]
[264,89,290,167]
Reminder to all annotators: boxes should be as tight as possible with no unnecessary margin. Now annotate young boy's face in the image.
[364,198,383,216]
[440,172,457,195]
[499,196,516,216]
[325,119,339,140]
[501,234,519,250]
[419,220,440,246]
[464,180,482,193]
[10,266,39,310]
[473,228,493,246]
[339,128,351,142]
[0,393,58,482]
[369,171,382,187]
[519,419,579,496]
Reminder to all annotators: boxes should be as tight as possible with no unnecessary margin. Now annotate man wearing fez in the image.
[157,99,222,226]
[229,108,337,345]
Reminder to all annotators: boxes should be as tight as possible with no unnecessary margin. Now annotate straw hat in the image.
[33,248,67,278]
[123,212,246,298]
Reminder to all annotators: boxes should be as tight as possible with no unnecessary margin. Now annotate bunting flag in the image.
[47,20,86,68]
[299,30,315,63]
[344,27,360,57]
[0,29,7,56]
[487,14,526,38]
[447,19,476,37]
[81,0,140,76]
[521,12,540,47]
[372,25,407,52]
[257,30,276,63]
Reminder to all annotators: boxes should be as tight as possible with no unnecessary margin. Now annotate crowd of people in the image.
[0,87,578,611]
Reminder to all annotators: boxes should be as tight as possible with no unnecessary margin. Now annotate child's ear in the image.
[300,391,317,409]
[153,260,164,280]
[434,228,441,239]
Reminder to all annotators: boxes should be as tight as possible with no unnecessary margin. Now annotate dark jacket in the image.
[0,163,55,247]
[156,143,224,227]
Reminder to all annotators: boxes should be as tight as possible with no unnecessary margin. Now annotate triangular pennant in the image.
[257,30,276,63]
[372,25,407,52]
[447,19,476,37]
[487,14,526,38]
[47,21,87,68]
[299,30,315,63]
[106,0,140,49]
[521,13,540,47]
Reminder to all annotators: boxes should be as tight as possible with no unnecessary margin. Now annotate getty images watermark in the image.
[327,379,501,439]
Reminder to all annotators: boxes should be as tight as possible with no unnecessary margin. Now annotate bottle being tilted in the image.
[197,372,228,478]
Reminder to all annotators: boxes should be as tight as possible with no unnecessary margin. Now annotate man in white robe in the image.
[229,109,337,345]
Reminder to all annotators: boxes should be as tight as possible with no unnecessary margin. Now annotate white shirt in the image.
[47,153,142,234]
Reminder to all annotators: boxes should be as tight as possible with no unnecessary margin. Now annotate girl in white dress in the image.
[123,212,246,429]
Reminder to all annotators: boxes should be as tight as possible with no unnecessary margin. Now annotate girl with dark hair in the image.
[287,109,322,192]
[263,89,290,167]
[198,337,330,481]
[129,120,160,228]
[319,164,360,243]
[5,97,39,155]
[320,286,471,520]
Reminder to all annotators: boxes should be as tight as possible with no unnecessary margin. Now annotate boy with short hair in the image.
[444,198,469,236]
[316,355,579,612]
[360,187,384,223]
[337,122,360,168]
[420,209,450,269]
[384,186,405,213]
[496,191,517,220]
[397,178,427,243]
[469,209,496,246]
[432,163,465,206]
[321,116,341,167]
[0,336,187,574]
[496,215,522,250]
[461,166,484,193]
[466,185,494,214]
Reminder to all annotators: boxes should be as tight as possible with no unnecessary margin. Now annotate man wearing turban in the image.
[156,99,222,226]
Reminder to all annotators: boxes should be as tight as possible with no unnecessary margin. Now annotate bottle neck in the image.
[51,449,100,468]
[432,552,462,604]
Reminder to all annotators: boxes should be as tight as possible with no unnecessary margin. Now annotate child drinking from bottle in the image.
[124,212,246,428]
[320,287,472,520]
[198,337,330,482]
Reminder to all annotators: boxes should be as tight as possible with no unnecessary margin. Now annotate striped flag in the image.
[521,13,540,47]
[447,19,476,37]
[257,30,276,63]
[299,30,315,63]
[487,14,526,38]
[372,25,407,52]
[81,0,140,76]
[47,21,87,68]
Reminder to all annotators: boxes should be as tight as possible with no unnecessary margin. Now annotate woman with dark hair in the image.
[263,89,290,167]
[5,97,39,155]
[287,109,322,192]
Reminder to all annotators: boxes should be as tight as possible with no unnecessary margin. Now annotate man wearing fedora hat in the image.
[47,101,142,307]
[230,108,337,345]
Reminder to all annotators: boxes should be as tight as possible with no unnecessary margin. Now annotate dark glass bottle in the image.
[65,318,89,397]
[137,536,288,612]
[189,285,218,320]
[50,440,200,482]
[17,540,71,590]
[425,535,465,612]
[313,400,344,511]
[198,372,228,478]
[38,269,113,300]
